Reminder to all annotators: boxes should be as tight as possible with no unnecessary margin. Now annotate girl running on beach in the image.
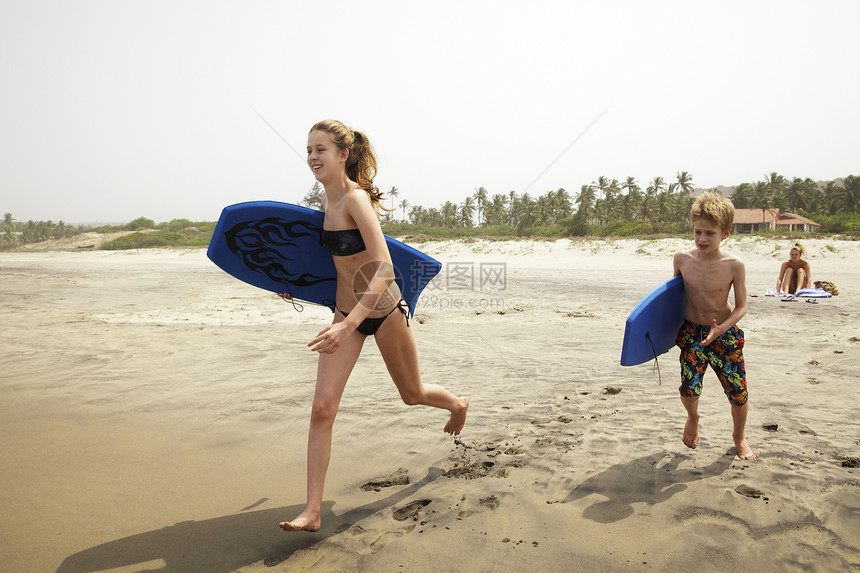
[279,120,469,533]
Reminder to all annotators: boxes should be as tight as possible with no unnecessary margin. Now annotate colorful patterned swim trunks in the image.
[675,319,747,406]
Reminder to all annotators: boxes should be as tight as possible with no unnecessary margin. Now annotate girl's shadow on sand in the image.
[563,450,734,523]
[56,468,442,573]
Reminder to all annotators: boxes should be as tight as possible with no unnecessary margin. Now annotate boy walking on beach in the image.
[673,192,756,460]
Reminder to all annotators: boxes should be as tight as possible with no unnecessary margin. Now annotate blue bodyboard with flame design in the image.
[207,201,440,316]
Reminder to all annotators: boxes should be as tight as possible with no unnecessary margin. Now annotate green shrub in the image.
[125,217,155,231]
[157,218,194,232]
[100,231,189,250]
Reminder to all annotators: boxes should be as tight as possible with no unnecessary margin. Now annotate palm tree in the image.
[672,194,694,227]
[517,194,536,229]
[460,197,475,227]
[301,182,324,210]
[607,179,622,202]
[639,180,657,223]
[801,178,821,212]
[593,198,610,227]
[507,191,518,226]
[647,176,666,196]
[408,205,424,224]
[536,194,552,226]
[472,187,488,226]
[426,207,443,226]
[593,180,622,222]
[605,189,622,221]
[752,181,773,230]
[675,171,694,196]
[732,183,754,209]
[441,201,458,228]
[640,192,654,223]
[622,178,641,220]
[783,178,811,212]
[546,188,572,221]
[486,194,509,226]
[593,176,611,201]
[620,193,636,220]
[388,186,399,212]
[399,199,409,221]
[656,193,670,223]
[764,172,787,208]
[622,176,640,195]
[575,184,596,222]
[838,175,860,213]
[820,180,841,215]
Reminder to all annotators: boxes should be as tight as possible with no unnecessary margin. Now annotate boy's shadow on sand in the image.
[563,450,734,523]
[56,468,443,573]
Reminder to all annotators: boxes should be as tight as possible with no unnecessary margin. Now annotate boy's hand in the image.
[701,319,723,346]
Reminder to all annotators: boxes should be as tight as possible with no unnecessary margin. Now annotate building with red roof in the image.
[732,209,820,234]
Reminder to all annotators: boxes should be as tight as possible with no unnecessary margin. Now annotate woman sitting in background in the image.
[776,242,811,294]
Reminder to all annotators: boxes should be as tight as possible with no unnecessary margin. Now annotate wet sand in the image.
[1,236,859,572]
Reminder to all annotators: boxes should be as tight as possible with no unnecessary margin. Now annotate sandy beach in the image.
[1,236,859,572]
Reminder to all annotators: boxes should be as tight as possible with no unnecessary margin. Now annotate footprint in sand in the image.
[360,468,410,492]
[444,461,495,479]
[369,530,410,553]
[393,499,432,521]
[735,484,765,499]
[479,495,500,510]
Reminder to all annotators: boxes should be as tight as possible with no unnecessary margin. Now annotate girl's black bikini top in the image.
[321,228,367,256]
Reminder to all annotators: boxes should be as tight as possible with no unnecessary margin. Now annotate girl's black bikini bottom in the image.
[335,299,410,336]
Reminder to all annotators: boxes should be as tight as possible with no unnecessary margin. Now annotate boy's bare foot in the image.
[734,437,756,460]
[279,514,320,532]
[444,397,469,436]
[682,415,699,449]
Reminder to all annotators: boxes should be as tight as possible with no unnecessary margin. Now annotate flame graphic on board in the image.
[224,217,336,292]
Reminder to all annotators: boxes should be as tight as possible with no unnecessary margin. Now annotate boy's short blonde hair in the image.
[691,191,735,233]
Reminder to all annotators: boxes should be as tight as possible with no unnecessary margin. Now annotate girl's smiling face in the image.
[693,218,729,254]
[307,130,348,182]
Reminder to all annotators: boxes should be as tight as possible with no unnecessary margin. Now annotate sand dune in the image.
[1,237,858,572]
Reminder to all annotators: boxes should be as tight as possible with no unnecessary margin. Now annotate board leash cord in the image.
[645,332,662,386]
[277,283,305,312]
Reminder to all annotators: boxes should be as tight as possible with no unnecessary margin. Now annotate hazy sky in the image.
[2,0,858,224]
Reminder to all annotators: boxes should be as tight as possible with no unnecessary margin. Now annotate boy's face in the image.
[692,218,730,255]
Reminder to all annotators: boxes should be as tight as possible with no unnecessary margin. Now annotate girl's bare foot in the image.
[444,397,469,436]
[279,514,320,532]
